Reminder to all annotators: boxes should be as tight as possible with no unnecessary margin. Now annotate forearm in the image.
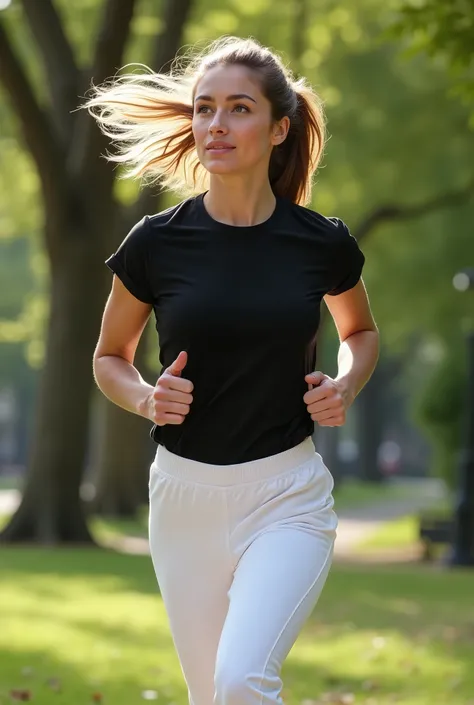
[93,354,155,418]
[335,329,380,404]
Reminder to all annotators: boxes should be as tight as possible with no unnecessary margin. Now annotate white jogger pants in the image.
[148,436,338,705]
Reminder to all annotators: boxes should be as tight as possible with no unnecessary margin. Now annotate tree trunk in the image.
[315,425,343,484]
[0,0,162,543]
[92,326,156,516]
[1,227,107,543]
[91,0,194,518]
[355,359,387,483]
[91,407,153,516]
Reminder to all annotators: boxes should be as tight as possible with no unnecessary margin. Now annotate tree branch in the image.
[73,0,138,193]
[150,0,193,73]
[319,177,474,339]
[0,18,68,235]
[20,0,80,145]
[354,177,474,243]
[90,0,137,86]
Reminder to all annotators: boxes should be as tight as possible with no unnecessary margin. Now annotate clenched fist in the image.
[303,371,350,428]
[146,351,194,426]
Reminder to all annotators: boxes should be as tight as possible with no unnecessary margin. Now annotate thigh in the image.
[164,575,231,705]
[215,526,335,692]
[149,467,233,705]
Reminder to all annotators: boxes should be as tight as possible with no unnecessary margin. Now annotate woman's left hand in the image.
[303,371,353,427]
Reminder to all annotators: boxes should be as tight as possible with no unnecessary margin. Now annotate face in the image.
[192,64,289,177]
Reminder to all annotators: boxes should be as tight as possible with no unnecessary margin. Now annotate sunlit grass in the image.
[1,549,474,705]
[90,509,149,542]
[332,477,429,511]
[355,507,452,560]
[356,515,419,551]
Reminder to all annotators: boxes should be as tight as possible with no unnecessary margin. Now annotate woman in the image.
[86,36,379,705]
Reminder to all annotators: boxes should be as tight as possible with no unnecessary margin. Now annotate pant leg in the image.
[214,454,337,705]
[148,463,233,705]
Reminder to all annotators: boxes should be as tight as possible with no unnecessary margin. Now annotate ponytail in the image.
[82,69,203,195]
[269,80,325,206]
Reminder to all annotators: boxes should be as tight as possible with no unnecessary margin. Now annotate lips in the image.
[206,142,235,150]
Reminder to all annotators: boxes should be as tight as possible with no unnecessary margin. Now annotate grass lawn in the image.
[332,477,429,512]
[1,547,474,705]
[356,515,421,552]
[354,504,453,558]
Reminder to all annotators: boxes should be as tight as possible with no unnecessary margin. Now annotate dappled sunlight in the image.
[385,596,421,616]
[2,552,474,704]
[1,564,185,703]
[1,2,474,705]
[290,628,465,696]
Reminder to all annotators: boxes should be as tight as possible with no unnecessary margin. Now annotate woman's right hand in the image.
[146,351,194,426]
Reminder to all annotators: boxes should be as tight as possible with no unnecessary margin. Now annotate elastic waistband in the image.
[155,436,316,487]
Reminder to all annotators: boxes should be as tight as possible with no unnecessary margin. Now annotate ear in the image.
[271,116,290,146]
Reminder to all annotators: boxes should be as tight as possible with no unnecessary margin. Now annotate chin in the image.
[205,162,239,175]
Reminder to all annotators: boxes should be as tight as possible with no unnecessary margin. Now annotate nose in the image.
[208,109,228,135]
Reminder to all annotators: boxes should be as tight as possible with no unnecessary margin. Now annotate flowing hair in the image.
[83,36,326,205]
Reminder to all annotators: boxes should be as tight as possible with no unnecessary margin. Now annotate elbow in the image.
[92,352,107,388]
[341,325,379,345]
[92,348,118,385]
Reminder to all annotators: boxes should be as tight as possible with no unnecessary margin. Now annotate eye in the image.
[233,104,250,113]
[196,105,212,114]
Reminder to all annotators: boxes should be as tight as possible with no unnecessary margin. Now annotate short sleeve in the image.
[326,219,365,296]
[105,216,154,304]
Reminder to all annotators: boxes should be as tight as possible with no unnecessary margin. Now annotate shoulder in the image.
[121,196,201,250]
[284,200,351,244]
[282,201,365,295]
[147,195,201,231]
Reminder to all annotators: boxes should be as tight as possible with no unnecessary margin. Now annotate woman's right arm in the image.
[93,275,155,418]
[93,275,193,425]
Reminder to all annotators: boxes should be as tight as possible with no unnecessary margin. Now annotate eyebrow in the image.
[194,93,257,103]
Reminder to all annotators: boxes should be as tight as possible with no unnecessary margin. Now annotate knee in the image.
[214,664,255,705]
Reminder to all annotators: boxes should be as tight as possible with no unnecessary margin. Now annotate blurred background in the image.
[1,1,474,704]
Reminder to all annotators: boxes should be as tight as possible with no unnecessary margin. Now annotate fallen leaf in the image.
[372,636,386,649]
[46,678,62,693]
[448,677,463,690]
[362,680,379,692]
[9,691,31,701]
[141,691,158,700]
[340,695,355,705]
[443,626,460,642]
[320,692,355,704]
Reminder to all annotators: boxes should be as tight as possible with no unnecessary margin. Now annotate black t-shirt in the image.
[105,193,365,465]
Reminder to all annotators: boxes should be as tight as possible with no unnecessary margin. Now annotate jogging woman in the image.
[86,36,379,705]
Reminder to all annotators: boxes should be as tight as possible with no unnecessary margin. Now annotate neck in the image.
[204,176,277,227]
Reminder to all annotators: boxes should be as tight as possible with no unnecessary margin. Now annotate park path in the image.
[0,477,446,558]
[333,477,445,558]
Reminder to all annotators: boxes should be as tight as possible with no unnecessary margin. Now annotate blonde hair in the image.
[84,36,326,205]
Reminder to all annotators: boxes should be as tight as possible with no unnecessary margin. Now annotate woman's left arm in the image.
[304,279,379,426]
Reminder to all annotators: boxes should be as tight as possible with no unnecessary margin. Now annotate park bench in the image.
[418,515,455,561]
